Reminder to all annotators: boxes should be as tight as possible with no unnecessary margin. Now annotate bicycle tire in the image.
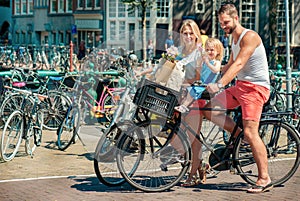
[0,93,26,128]
[116,119,191,192]
[94,120,134,187]
[101,93,118,126]
[41,91,71,130]
[234,119,300,186]
[0,110,24,161]
[293,93,300,115]
[25,109,44,156]
[57,106,80,151]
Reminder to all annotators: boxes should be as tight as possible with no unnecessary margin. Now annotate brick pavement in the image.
[0,127,299,201]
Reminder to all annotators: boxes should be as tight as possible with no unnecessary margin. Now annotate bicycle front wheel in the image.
[1,110,24,161]
[0,93,26,128]
[116,120,191,192]
[42,91,71,130]
[234,119,300,186]
[94,120,134,187]
[57,106,80,151]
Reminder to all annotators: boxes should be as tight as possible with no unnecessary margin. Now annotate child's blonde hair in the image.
[205,38,224,61]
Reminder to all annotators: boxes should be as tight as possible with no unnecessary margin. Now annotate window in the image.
[95,0,101,8]
[21,0,27,14]
[50,0,57,13]
[240,0,256,30]
[15,0,20,14]
[49,0,73,13]
[156,0,169,17]
[110,21,116,40]
[119,21,126,40]
[14,0,33,15]
[66,0,72,12]
[118,0,126,17]
[109,0,116,17]
[78,0,84,9]
[29,0,33,14]
[86,0,92,9]
[277,1,292,44]
[58,0,64,13]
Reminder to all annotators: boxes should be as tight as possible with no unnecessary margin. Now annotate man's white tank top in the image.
[231,29,270,89]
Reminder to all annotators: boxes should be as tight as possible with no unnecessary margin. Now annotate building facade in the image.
[3,0,300,68]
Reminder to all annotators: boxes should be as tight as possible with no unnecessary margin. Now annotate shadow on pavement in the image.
[69,176,250,193]
[70,176,137,192]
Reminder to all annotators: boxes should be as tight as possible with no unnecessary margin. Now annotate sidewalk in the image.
[0,126,299,201]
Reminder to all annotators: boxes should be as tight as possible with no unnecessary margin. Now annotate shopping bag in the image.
[154,58,176,85]
[165,62,185,92]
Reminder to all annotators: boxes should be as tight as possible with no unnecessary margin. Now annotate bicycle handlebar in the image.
[191,81,207,87]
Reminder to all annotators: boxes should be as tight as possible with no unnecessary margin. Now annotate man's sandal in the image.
[247,183,273,193]
[174,105,189,113]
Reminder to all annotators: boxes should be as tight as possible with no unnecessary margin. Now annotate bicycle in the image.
[0,85,46,161]
[94,69,142,186]
[56,70,125,150]
[0,69,71,131]
[112,79,300,192]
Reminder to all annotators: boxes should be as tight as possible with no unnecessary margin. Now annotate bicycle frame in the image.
[178,108,241,171]
[82,82,124,116]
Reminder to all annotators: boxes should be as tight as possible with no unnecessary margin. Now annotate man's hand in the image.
[206,83,220,94]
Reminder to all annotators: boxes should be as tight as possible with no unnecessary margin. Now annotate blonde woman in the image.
[170,19,210,187]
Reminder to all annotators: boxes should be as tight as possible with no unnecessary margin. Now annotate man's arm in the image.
[221,51,233,73]
[219,31,260,86]
[207,31,261,92]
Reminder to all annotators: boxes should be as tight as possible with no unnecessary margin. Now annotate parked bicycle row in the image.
[0,45,139,73]
[0,57,137,161]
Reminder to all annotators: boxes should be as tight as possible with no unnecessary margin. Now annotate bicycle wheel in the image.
[116,119,191,192]
[94,120,134,186]
[293,94,300,115]
[25,109,44,156]
[0,111,24,161]
[234,119,300,186]
[0,93,25,128]
[101,93,118,126]
[57,106,80,150]
[41,91,71,130]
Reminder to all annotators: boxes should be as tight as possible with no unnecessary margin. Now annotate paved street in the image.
[0,125,299,201]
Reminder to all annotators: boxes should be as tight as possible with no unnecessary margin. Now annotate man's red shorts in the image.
[213,80,270,122]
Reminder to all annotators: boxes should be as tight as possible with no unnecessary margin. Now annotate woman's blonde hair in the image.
[179,19,202,47]
[205,38,224,61]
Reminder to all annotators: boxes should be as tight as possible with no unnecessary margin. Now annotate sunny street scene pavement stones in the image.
[0,125,299,201]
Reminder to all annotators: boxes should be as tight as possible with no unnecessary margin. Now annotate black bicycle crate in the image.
[133,79,180,118]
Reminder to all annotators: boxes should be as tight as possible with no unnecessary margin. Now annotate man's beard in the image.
[227,22,237,34]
